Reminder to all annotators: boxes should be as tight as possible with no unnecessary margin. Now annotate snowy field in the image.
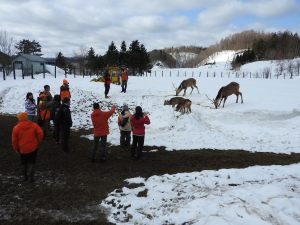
[0,64,300,153]
[1,52,300,224]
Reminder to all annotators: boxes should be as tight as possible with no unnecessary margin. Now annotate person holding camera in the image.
[118,104,132,150]
[130,106,150,159]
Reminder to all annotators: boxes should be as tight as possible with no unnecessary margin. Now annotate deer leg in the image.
[235,93,239,103]
[194,85,200,94]
[239,92,243,103]
[183,89,186,96]
[190,87,194,95]
[222,97,228,108]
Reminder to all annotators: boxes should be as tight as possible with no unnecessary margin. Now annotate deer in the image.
[207,82,243,109]
[175,78,199,96]
[164,97,185,107]
[175,99,192,113]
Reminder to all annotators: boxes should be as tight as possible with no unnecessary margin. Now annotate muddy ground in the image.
[1,115,300,225]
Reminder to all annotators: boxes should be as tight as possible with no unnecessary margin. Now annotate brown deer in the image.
[175,78,199,96]
[164,97,185,107]
[175,99,192,113]
[212,82,243,108]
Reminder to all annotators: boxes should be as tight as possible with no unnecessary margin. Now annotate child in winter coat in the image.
[117,104,132,149]
[25,92,37,122]
[12,112,44,182]
[103,70,111,98]
[60,79,71,101]
[130,106,150,159]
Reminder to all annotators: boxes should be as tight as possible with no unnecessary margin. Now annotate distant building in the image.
[0,51,11,69]
[12,53,46,75]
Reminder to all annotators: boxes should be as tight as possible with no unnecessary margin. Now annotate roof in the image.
[0,51,11,65]
[14,53,46,62]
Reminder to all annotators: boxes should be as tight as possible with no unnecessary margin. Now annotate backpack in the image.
[120,117,129,127]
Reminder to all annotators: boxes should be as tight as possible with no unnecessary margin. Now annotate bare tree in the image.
[263,67,271,79]
[287,61,294,78]
[275,62,284,78]
[0,30,14,56]
[73,46,87,75]
[295,60,300,76]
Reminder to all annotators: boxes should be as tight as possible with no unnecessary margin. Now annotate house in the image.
[12,53,46,75]
[0,51,11,71]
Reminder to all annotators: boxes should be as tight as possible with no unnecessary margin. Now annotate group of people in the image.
[12,77,150,183]
[103,65,129,98]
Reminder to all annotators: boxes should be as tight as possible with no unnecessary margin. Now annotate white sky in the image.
[1,0,300,57]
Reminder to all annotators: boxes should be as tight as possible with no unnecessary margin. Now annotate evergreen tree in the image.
[86,47,97,73]
[128,40,151,75]
[119,41,127,66]
[55,52,67,69]
[15,39,42,54]
[104,41,119,66]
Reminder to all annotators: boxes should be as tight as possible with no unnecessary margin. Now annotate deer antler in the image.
[205,94,214,103]
[172,82,177,91]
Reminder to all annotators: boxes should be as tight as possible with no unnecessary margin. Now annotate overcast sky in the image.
[1,0,300,57]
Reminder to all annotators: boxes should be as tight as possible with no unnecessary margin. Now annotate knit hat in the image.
[123,104,129,111]
[17,112,28,121]
[63,79,68,85]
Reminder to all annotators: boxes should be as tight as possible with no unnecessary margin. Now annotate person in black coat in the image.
[56,97,72,152]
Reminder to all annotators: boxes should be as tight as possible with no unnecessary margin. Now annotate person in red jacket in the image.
[12,112,44,182]
[103,70,112,98]
[90,103,116,162]
[130,106,150,159]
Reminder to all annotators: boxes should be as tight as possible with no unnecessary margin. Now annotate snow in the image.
[101,164,300,225]
[1,51,300,225]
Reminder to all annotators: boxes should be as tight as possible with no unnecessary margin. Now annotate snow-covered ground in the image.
[101,163,300,225]
[1,52,300,225]
[1,65,299,153]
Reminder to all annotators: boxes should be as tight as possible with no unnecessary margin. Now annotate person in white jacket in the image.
[118,104,132,150]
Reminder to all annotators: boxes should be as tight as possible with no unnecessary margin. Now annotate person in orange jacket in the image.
[12,112,44,182]
[120,66,128,93]
[90,103,115,162]
[60,79,71,101]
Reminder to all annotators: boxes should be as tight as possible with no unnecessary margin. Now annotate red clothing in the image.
[131,115,150,136]
[121,71,128,81]
[60,85,71,100]
[91,106,115,136]
[104,75,112,85]
[12,121,44,154]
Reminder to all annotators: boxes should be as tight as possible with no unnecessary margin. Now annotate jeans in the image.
[121,80,127,92]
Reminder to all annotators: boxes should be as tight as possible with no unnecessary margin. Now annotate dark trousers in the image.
[131,135,145,159]
[53,124,60,143]
[120,130,131,148]
[60,127,70,152]
[121,80,127,92]
[20,150,37,182]
[91,136,107,161]
[104,84,110,96]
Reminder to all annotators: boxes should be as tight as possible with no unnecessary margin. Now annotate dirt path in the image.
[1,115,300,225]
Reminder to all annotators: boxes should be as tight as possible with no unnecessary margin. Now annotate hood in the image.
[17,121,33,130]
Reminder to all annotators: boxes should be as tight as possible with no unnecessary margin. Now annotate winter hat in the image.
[123,104,129,111]
[17,112,28,121]
[63,79,68,85]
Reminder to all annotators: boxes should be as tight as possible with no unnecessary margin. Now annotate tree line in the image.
[0,33,152,75]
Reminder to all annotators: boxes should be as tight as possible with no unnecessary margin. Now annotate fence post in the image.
[284,73,285,79]
[184,71,186,77]
[31,64,33,79]
[54,65,57,78]
[207,71,208,77]
[221,72,222,78]
[43,63,45,78]
[155,71,156,77]
[2,67,6,80]
[13,62,16,80]
[192,71,194,77]
[199,71,201,77]
[213,72,215,77]
[170,70,171,77]
[250,72,251,78]
[162,70,163,77]
[177,70,179,77]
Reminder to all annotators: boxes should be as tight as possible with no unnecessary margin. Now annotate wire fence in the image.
[1,65,299,80]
